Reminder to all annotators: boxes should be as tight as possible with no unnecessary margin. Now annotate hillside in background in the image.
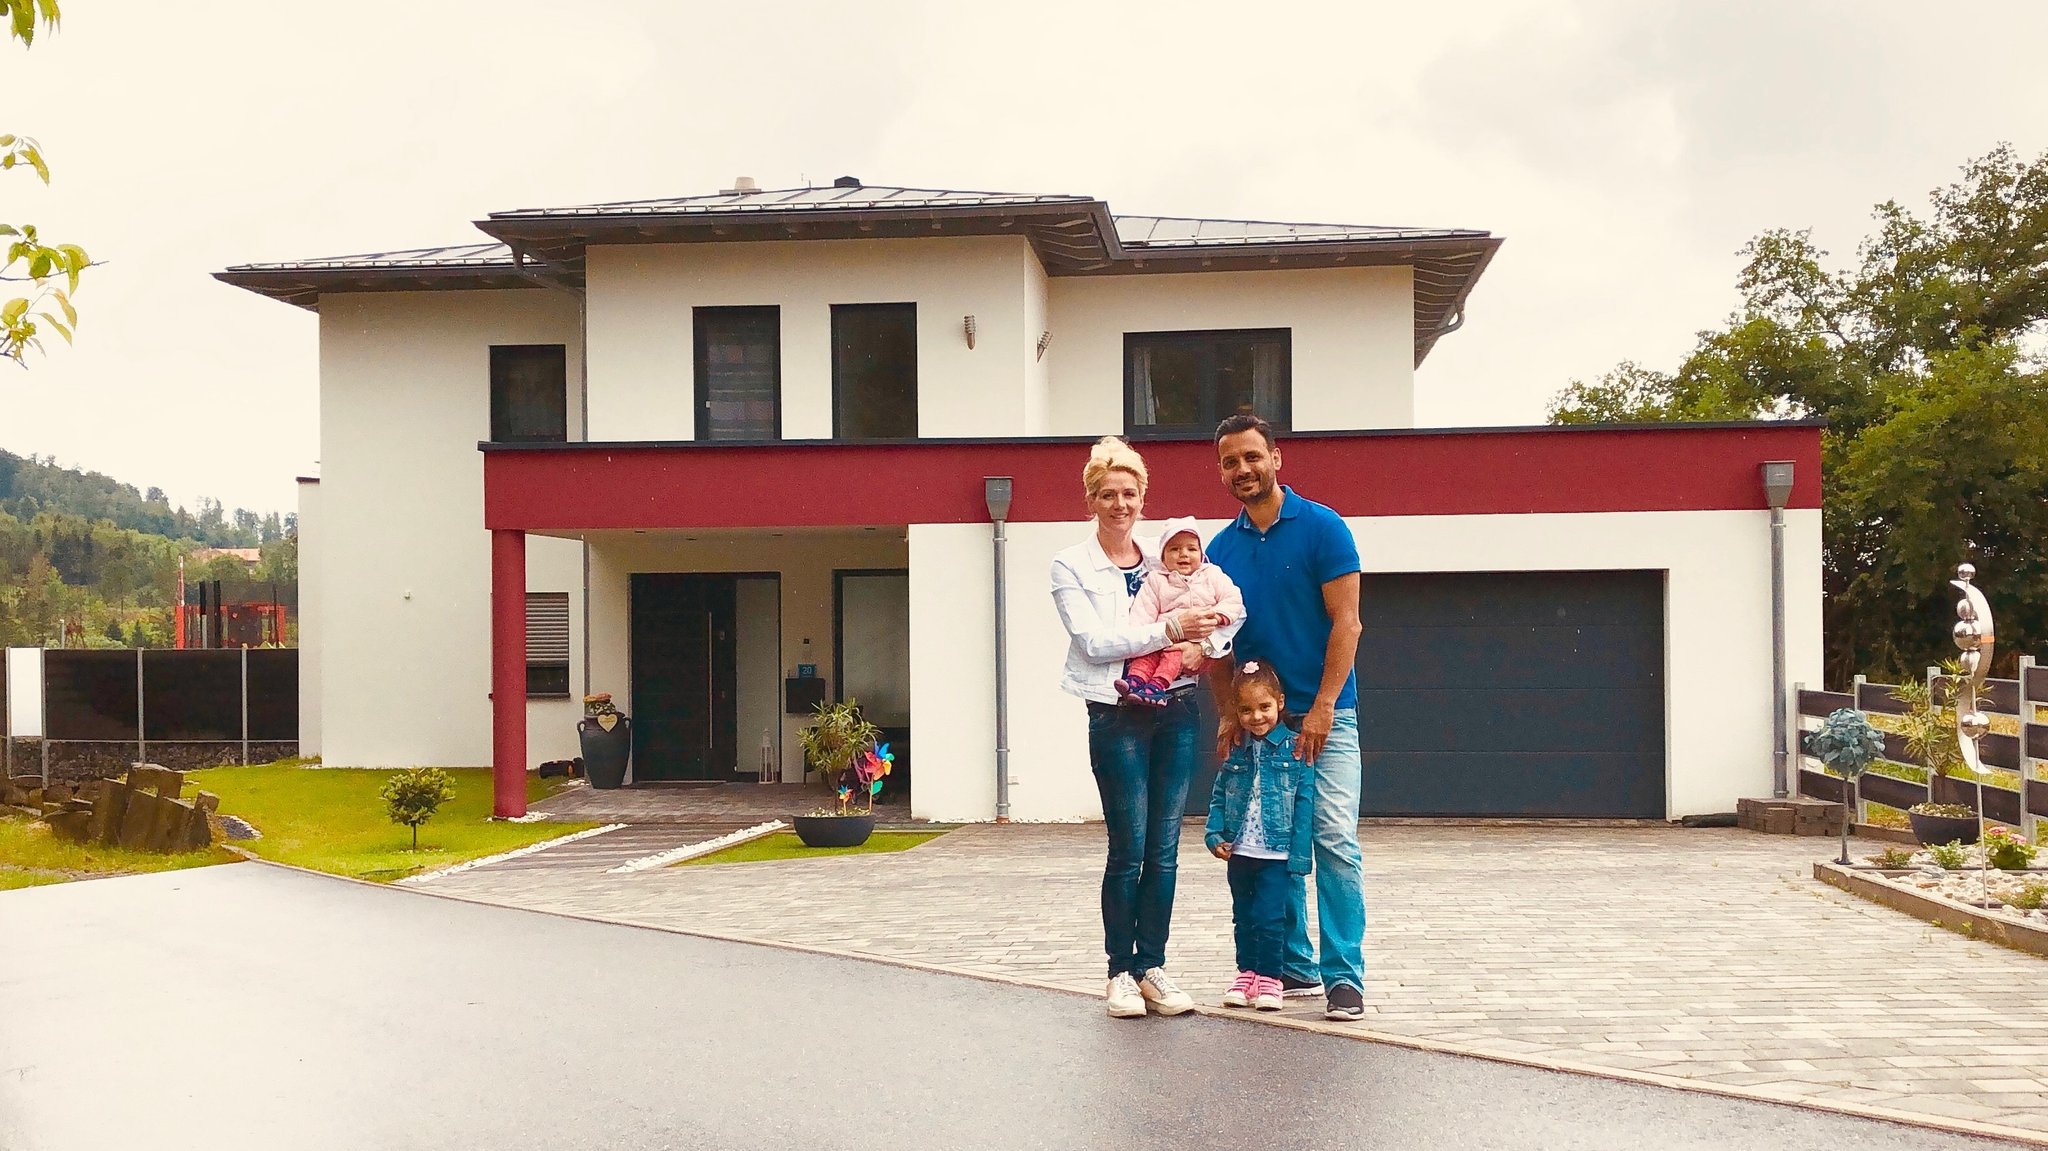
[0,450,296,648]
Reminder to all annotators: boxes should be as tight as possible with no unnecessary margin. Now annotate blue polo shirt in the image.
[1207,486,1360,714]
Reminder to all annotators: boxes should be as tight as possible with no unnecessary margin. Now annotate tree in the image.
[1548,145,2048,685]
[380,767,455,851]
[1,0,89,364]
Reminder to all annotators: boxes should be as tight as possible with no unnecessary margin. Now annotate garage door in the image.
[1360,571,1665,818]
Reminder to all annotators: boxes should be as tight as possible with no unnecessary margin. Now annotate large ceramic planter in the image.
[792,813,875,848]
[1907,809,1979,846]
[578,716,632,790]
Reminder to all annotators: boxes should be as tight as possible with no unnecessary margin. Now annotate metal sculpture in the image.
[1950,563,1996,773]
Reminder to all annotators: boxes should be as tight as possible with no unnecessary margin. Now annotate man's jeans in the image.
[1087,693,1199,978]
[1281,709,1365,992]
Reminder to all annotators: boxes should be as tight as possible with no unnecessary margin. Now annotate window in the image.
[694,307,780,440]
[526,592,571,698]
[832,303,917,440]
[490,345,568,443]
[1125,329,1290,436]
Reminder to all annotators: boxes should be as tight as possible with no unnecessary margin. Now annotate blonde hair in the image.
[1082,436,1148,498]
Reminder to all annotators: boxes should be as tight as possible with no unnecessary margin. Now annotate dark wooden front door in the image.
[630,574,739,781]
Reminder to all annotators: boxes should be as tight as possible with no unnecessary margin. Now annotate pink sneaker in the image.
[1222,971,1258,1008]
[1253,975,1284,1011]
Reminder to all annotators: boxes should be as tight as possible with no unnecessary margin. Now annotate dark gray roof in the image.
[220,182,1499,363]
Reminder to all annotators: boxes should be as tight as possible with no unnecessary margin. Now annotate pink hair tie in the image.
[1242,661,1261,674]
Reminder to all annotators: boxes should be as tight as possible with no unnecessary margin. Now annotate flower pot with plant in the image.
[1892,668,1984,846]
[793,698,895,848]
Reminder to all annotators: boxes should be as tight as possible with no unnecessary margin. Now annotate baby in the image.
[1115,516,1245,706]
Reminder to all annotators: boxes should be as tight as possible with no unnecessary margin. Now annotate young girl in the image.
[1204,661,1313,1011]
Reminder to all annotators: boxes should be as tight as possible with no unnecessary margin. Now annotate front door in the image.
[630,574,739,781]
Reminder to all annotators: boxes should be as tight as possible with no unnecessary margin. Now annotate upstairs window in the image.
[1125,329,1291,436]
[695,306,780,440]
[832,303,917,440]
[526,592,571,698]
[490,344,568,443]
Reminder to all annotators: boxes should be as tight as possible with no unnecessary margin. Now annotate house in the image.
[217,177,1823,822]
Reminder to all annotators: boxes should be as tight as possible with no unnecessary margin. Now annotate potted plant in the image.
[1804,707,1882,865]
[578,693,632,790]
[1891,670,1984,846]
[793,698,893,848]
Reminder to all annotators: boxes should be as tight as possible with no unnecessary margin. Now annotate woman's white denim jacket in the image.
[1050,528,1242,705]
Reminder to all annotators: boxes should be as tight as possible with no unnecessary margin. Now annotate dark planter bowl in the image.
[792,813,876,848]
[577,716,632,790]
[1907,810,1980,846]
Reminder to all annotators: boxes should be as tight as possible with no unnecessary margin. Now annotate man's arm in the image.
[1295,571,1362,763]
[1206,655,1239,759]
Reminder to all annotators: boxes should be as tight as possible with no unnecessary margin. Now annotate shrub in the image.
[2010,881,2048,911]
[1891,670,1968,778]
[1983,826,2038,871]
[1927,840,1969,870]
[380,767,455,850]
[1872,846,1916,869]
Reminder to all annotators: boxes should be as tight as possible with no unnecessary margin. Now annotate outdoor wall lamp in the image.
[1762,461,1794,798]
[963,315,976,349]
[985,476,1014,821]
[1035,331,1052,361]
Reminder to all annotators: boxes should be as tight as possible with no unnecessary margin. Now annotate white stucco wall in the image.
[908,508,1823,823]
[1044,266,1416,436]
[583,236,1042,442]
[582,530,908,782]
[294,477,321,758]
[317,290,586,768]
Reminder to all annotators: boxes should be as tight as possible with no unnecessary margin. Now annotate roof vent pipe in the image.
[723,176,760,195]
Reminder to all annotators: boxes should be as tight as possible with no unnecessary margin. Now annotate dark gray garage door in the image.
[1360,571,1666,818]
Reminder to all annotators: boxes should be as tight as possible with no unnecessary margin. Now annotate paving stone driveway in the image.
[423,824,2048,1139]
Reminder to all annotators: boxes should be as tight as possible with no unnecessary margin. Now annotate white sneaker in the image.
[1137,967,1195,1016]
[1104,972,1145,1018]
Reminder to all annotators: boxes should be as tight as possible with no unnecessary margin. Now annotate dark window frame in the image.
[831,302,919,441]
[1122,328,1292,437]
[489,344,569,444]
[693,305,782,441]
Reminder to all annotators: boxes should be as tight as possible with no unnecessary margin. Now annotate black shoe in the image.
[1280,975,1322,999]
[1324,984,1365,1021]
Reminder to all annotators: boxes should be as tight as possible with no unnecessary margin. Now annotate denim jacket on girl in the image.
[1204,724,1314,875]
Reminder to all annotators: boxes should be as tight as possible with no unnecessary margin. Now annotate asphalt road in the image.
[0,865,2018,1151]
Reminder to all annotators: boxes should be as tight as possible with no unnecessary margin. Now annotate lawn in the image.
[677,829,944,867]
[0,812,238,890]
[189,763,595,882]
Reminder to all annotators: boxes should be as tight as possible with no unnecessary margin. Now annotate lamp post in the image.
[985,477,1014,823]
[1762,461,1794,798]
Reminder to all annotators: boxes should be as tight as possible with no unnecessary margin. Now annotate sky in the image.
[1,0,2045,516]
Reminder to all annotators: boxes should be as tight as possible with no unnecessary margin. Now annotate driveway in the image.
[0,865,2019,1151]
[419,822,2048,1142]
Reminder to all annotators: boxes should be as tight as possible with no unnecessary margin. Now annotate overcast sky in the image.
[1,0,2044,516]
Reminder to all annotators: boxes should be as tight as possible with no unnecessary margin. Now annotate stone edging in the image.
[605,821,786,873]
[231,854,2048,1149]
[1814,860,2048,959]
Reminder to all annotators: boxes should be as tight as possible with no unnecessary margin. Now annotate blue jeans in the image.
[1087,693,1199,978]
[1226,854,1290,978]
[1282,709,1366,992]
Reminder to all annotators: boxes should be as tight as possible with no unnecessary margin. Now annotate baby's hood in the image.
[1152,515,1205,564]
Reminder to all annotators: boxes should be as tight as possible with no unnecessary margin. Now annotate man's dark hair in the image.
[1214,414,1277,449]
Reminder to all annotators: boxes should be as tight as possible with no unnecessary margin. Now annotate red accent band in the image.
[483,426,1822,532]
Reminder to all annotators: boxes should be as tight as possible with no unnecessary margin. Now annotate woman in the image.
[1050,436,1223,1018]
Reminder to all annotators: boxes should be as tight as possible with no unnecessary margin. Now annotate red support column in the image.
[491,528,528,818]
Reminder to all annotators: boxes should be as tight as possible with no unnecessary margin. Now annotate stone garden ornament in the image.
[1807,708,1884,865]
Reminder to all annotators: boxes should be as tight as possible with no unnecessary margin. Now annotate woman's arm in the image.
[1049,554,1172,663]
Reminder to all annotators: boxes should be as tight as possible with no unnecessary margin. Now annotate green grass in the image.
[0,812,238,890]
[188,763,595,883]
[677,830,944,867]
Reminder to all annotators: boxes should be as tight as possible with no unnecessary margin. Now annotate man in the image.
[1204,414,1367,1022]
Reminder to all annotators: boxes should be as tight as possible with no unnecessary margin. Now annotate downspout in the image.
[1761,462,1794,799]
[985,478,1014,822]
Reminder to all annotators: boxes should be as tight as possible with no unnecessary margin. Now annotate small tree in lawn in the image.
[381,767,455,850]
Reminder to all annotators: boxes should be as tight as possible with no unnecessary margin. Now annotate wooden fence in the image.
[1795,658,2047,842]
